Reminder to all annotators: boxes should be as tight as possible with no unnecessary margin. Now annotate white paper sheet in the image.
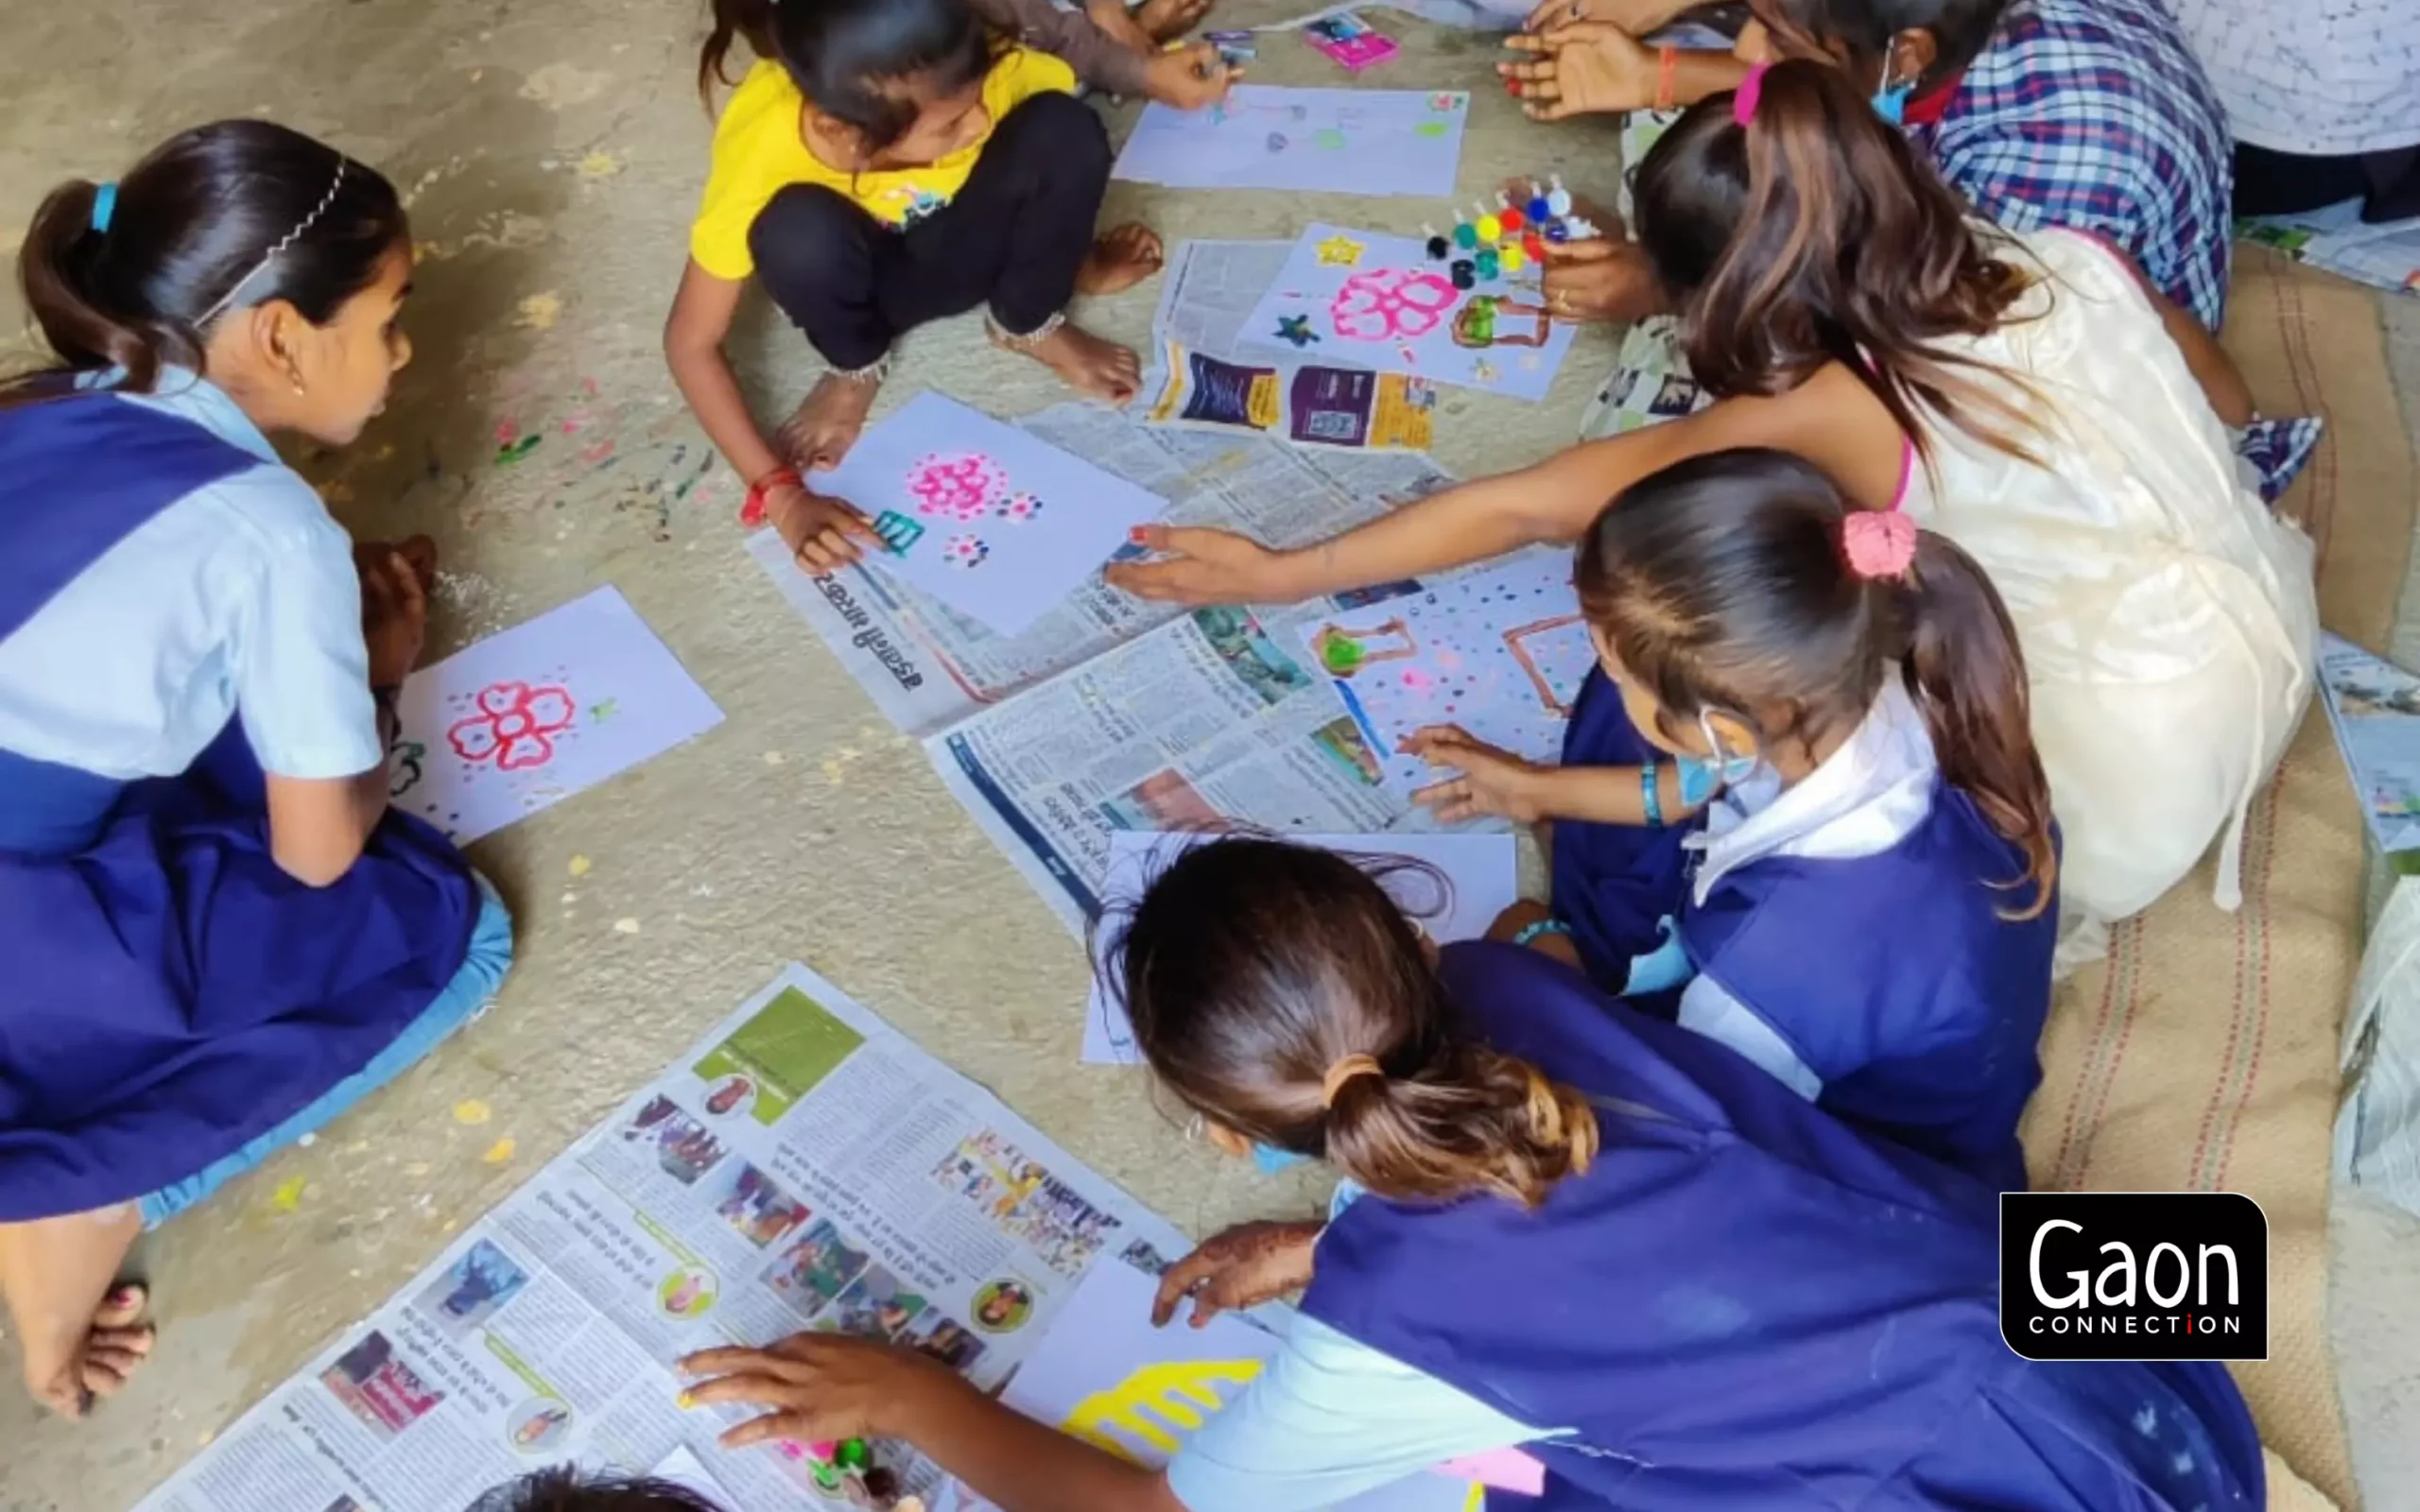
[1237,223,1579,401]
[996,1261,1478,1511]
[808,392,1168,637]
[1299,552,1595,796]
[389,585,723,845]
[1082,830,1520,1063]
[1112,86,1470,198]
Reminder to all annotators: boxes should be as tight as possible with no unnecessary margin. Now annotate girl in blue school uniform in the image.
[677,836,2261,1512]
[0,121,513,1418]
[1406,449,2057,1190]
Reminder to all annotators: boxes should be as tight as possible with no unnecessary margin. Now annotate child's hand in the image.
[1499,22,1656,119]
[768,484,880,575]
[358,545,431,690]
[1405,724,1550,823]
[1145,43,1238,110]
[679,1333,956,1449]
[1106,524,1290,605]
[1151,1220,1322,1329]
[1541,239,1664,323]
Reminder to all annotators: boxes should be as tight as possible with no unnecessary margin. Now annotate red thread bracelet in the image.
[1654,44,1678,112]
[740,467,802,528]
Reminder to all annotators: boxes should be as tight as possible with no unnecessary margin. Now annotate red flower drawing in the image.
[447,681,576,771]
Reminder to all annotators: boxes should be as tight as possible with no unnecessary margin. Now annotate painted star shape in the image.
[1314,233,1365,266]
[1274,314,1320,348]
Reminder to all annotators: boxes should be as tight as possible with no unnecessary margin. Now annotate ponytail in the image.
[1110,837,1599,1210]
[3,122,405,409]
[1323,1042,1598,1210]
[1900,532,2058,919]
[1631,59,2042,468]
[9,179,203,404]
[699,0,778,102]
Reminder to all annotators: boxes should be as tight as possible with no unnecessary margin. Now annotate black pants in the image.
[749,92,1112,370]
[2235,142,2420,224]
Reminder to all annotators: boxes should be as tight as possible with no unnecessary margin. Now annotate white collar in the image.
[82,365,281,466]
[1687,679,1940,903]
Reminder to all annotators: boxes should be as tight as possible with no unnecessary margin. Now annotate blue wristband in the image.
[1641,758,1664,828]
[1512,917,1570,949]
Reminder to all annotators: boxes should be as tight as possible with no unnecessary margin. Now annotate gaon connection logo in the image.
[1999,1193,2268,1362]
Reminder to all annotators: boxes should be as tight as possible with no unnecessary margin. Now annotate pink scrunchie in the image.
[1842,509,1917,580]
[1733,60,1772,126]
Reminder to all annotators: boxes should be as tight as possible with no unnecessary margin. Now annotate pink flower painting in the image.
[447,681,577,772]
[1329,267,1459,342]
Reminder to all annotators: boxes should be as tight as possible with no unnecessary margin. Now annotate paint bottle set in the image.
[1421,175,1601,291]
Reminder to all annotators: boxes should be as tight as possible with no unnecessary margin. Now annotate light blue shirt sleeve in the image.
[1676,975,1824,1100]
[1165,1314,1550,1512]
[232,499,383,781]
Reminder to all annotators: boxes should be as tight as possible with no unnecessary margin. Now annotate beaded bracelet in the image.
[1641,758,1665,828]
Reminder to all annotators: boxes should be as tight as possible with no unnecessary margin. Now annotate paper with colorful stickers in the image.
[807,391,1168,637]
[1239,223,1580,401]
[1299,552,1597,796]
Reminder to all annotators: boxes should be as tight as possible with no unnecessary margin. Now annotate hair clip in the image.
[1842,509,1917,579]
[90,182,118,234]
[1733,61,1772,127]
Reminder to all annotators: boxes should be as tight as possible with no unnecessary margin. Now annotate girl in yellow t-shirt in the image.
[666,0,1167,572]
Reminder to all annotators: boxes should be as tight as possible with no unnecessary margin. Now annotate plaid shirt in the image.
[1912,0,2234,330]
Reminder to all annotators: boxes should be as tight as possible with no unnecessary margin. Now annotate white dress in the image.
[1898,228,2318,959]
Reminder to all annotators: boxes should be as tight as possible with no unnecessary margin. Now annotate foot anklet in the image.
[832,352,892,384]
[987,311,1066,350]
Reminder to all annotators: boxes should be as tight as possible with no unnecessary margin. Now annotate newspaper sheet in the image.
[750,403,1454,739]
[2240,202,2420,297]
[1134,239,1440,453]
[133,964,1216,1512]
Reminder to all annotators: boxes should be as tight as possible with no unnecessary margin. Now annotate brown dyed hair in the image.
[1631,58,2039,465]
[3,121,405,409]
[1577,450,2055,918]
[1108,838,1599,1209]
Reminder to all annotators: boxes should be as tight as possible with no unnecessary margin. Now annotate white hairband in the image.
[196,157,350,325]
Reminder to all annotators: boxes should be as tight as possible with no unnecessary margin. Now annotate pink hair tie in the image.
[1733,61,1772,126]
[1842,509,1917,580]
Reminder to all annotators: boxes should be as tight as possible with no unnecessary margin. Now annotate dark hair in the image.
[3,120,406,408]
[467,1467,726,1512]
[1576,450,2054,917]
[700,0,993,151]
[1109,838,1599,1209]
[1752,0,2009,83]
[1632,58,2038,466]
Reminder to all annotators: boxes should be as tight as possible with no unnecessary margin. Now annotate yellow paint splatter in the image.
[613,917,641,935]
[575,150,626,180]
[482,1137,517,1164]
[453,1099,493,1125]
[516,291,563,330]
[270,1176,307,1213]
[568,853,593,877]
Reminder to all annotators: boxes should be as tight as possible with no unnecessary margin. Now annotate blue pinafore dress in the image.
[0,392,481,1221]
[1303,941,2264,1512]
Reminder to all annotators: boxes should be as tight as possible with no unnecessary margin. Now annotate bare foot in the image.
[776,372,883,472]
[24,1282,154,1418]
[1075,224,1165,297]
[993,320,1144,404]
[1133,0,1214,43]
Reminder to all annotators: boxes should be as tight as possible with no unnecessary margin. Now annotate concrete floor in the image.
[4,1,2419,1507]
[0,2,1624,1505]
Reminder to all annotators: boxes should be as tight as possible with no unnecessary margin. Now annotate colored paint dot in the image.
[1500,245,1528,273]
[1453,222,1478,249]
[1501,207,1526,232]
[1476,215,1502,242]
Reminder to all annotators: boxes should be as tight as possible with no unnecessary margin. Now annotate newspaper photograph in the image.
[133,964,1208,1512]
[1133,239,1440,452]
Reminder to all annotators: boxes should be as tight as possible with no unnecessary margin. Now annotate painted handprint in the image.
[906,452,1011,523]
[1328,267,1461,342]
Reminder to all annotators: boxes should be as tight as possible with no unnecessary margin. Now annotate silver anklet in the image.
[988,311,1065,350]
[832,352,892,384]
